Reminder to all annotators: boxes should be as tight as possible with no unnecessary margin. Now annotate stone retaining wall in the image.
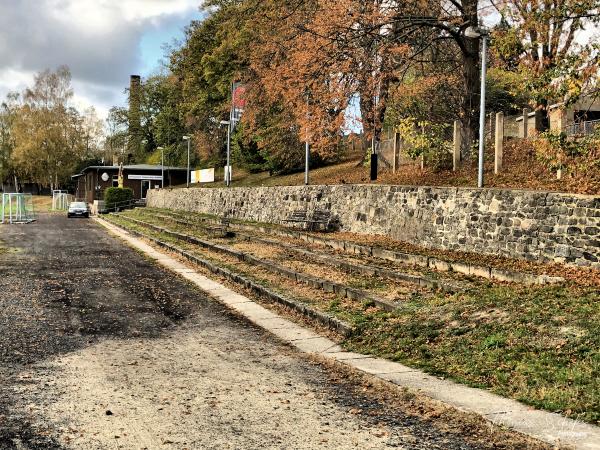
[147,185,600,268]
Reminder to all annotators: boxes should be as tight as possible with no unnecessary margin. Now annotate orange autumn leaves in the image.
[244,0,412,157]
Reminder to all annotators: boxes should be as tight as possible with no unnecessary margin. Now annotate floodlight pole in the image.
[305,142,310,186]
[305,96,310,185]
[220,120,232,186]
[183,136,191,187]
[477,34,488,188]
[158,147,164,188]
[226,119,231,187]
[465,26,489,189]
[227,81,235,187]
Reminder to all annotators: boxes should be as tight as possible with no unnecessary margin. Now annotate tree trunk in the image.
[359,93,375,143]
[458,0,481,161]
[537,99,550,131]
[460,38,480,160]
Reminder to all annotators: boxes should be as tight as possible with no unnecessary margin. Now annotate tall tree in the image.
[9,67,89,189]
[169,4,250,163]
[247,0,486,159]
[0,92,19,188]
[105,106,129,164]
[492,0,600,125]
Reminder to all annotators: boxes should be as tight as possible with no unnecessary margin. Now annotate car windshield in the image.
[70,202,87,208]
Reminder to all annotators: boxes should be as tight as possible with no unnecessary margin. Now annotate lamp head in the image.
[465,26,489,39]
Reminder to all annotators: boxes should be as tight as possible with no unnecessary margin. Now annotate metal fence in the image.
[564,119,600,137]
[52,191,74,210]
[1,193,36,224]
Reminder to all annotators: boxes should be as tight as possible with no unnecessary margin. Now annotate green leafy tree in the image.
[0,92,19,189]
[9,67,90,189]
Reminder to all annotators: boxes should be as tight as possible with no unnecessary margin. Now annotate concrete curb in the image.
[100,217,352,337]
[142,211,463,294]
[95,217,600,450]
[160,209,564,286]
[118,214,398,312]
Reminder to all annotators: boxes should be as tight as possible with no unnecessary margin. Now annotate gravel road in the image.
[0,214,543,450]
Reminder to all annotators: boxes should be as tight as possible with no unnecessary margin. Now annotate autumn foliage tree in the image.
[106,0,599,178]
[245,0,490,159]
[0,67,103,190]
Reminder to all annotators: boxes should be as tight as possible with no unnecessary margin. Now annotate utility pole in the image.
[183,136,191,188]
[158,146,164,188]
[465,26,489,188]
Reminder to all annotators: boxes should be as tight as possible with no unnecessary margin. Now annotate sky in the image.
[1,1,597,129]
[0,0,204,119]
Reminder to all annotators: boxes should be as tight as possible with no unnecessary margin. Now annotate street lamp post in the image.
[305,97,310,185]
[305,140,310,186]
[465,26,489,189]
[219,120,231,186]
[183,136,191,188]
[157,146,164,188]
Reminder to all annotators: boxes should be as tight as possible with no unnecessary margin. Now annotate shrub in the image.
[397,118,452,172]
[532,130,600,171]
[104,187,133,211]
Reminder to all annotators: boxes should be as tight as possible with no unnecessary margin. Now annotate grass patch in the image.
[32,195,53,212]
[344,284,600,425]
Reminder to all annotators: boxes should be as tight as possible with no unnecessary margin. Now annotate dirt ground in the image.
[0,214,545,450]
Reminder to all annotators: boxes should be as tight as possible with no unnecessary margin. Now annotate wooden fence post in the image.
[453,120,461,171]
[495,112,504,174]
[521,108,530,138]
[392,131,398,173]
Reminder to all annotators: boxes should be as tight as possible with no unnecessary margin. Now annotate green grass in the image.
[344,284,600,425]
[32,195,53,212]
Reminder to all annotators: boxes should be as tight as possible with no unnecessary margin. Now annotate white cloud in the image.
[0,0,201,118]
[0,68,35,94]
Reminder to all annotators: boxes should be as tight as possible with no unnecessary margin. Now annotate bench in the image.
[206,217,234,238]
[283,209,335,232]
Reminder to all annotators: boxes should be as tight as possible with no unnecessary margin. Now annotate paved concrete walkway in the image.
[97,218,600,450]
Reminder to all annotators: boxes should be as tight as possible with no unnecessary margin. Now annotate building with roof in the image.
[72,164,189,203]
[549,96,600,135]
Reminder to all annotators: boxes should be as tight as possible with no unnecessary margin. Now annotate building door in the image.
[141,180,150,199]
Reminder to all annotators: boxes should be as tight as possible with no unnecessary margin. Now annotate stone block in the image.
[429,258,451,272]
[448,261,469,276]
[554,245,571,258]
[469,265,492,279]
[333,285,347,297]
[346,289,363,301]
[321,281,336,293]
[395,252,428,267]
[372,247,396,261]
